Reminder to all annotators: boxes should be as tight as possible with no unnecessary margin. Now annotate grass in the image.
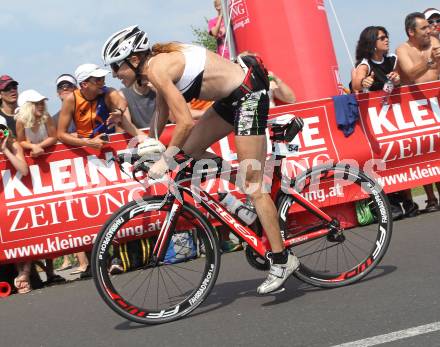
[411,186,426,197]
[53,254,78,269]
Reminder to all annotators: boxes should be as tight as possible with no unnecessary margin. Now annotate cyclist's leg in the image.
[234,135,284,252]
[235,134,299,294]
[182,107,233,159]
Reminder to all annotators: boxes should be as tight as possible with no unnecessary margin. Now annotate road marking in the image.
[332,322,440,347]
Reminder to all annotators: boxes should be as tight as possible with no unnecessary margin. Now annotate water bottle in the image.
[218,192,257,225]
[383,78,394,93]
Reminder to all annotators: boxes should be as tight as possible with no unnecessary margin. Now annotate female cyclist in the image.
[101,25,299,294]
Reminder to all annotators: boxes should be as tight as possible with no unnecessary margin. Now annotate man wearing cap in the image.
[424,8,440,39]
[0,75,19,136]
[58,63,144,150]
[53,73,77,134]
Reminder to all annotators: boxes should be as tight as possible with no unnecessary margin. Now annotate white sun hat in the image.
[17,89,48,107]
[424,8,440,20]
[75,63,110,84]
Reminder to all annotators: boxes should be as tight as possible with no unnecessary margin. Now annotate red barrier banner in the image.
[1,81,440,263]
[357,82,440,189]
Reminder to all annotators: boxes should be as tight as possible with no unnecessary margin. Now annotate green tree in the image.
[191,20,217,52]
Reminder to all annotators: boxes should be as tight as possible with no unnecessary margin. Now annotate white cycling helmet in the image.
[101,25,150,65]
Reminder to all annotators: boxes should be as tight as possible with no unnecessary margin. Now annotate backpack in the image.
[164,231,197,264]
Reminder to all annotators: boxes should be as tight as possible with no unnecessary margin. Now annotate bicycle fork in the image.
[150,197,182,265]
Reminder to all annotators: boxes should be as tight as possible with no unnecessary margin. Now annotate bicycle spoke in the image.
[165,264,201,287]
[161,266,188,299]
[298,242,339,258]
[344,237,372,254]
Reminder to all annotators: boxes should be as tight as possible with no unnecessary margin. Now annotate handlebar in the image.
[110,150,194,184]
[109,152,154,183]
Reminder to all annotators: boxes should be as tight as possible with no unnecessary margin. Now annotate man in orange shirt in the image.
[58,63,144,149]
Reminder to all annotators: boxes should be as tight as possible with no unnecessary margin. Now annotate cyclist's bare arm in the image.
[149,92,169,139]
[147,53,194,150]
[106,88,145,138]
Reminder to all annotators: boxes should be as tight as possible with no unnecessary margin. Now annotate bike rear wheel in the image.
[277,164,392,288]
[91,196,221,324]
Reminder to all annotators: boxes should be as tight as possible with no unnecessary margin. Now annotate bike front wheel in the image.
[91,196,221,324]
[277,164,392,288]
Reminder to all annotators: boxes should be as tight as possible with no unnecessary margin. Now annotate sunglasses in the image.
[86,76,105,84]
[57,82,75,91]
[377,35,389,41]
[428,19,440,25]
[1,84,18,92]
[110,60,126,73]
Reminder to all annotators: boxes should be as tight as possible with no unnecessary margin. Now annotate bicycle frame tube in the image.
[187,187,269,257]
[289,189,333,222]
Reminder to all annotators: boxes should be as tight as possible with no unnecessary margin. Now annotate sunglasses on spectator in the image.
[377,35,388,41]
[86,77,105,84]
[428,19,440,25]
[57,82,75,91]
[1,84,18,92]
[110,60,126,73]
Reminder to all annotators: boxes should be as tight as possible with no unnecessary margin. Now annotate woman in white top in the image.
[15,89,57,157]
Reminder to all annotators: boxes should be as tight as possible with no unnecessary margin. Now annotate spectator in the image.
[350,26,401,93]
[119,81,156,129]
[15,90,57,157]
[0,75,19,135]
[268,70,296,107]
[57,64,145,278]
[111,82,156,274]
[0,118,29,293]
[53,74,77,134]
[50,74,87,272]
[14,90,66,285]
[57,63,144,150]
[349,26,410,219]
[397,12,440,213]
[424,8,440,39]
[421,8,440,211]
[396,12,440,84]
[238,51,296,107]
[208,0,230,59]
[0,119,28,175]
[187,98,214,120]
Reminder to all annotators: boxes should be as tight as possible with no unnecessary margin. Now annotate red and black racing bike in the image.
[91,116,392,324]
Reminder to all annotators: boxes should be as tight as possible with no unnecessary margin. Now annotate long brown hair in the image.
[151,42,183,57]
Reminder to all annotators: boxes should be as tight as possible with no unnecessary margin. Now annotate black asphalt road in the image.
[1,212,439,347]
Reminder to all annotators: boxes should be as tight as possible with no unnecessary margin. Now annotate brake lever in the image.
[107,156,128,176]
[132,160,151,183]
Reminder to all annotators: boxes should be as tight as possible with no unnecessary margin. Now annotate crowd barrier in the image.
[1,80,440,263]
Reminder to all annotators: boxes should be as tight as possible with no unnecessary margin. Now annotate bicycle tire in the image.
[277,164,392,288]
[91,196,221,324]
